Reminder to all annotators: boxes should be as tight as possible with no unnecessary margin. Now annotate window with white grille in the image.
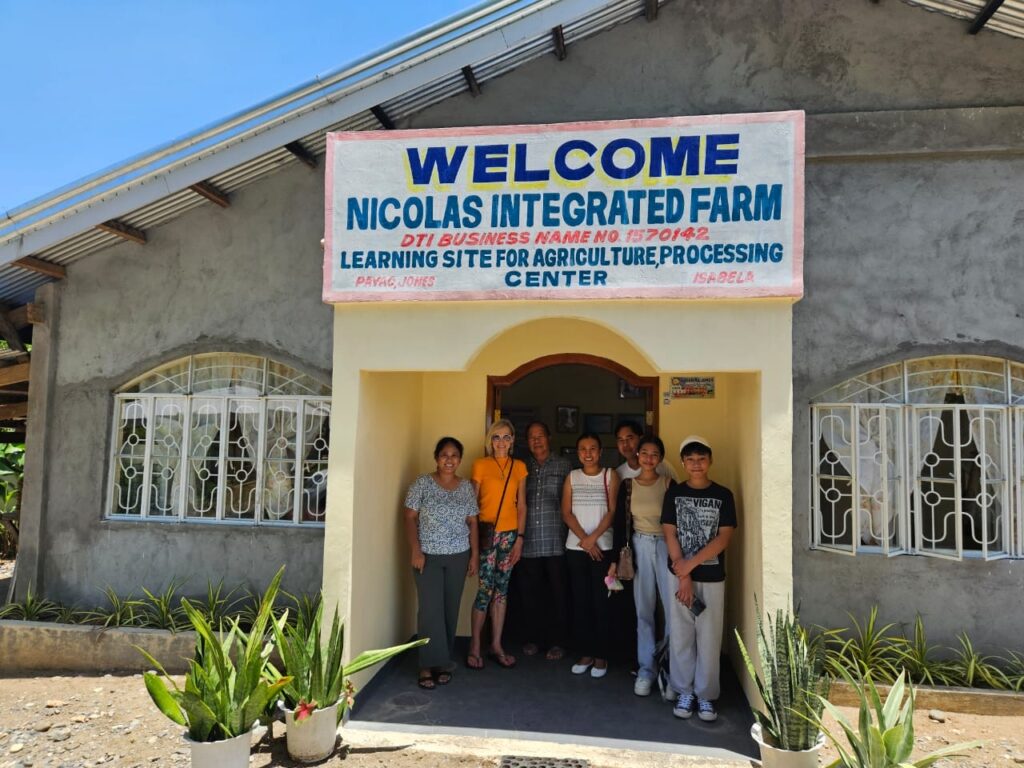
[811,356,1024,559]
[107,354,330,526]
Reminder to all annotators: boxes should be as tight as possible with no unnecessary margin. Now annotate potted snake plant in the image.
[736,601,831,768]
[137,568,291,768]
[271,598,426,763]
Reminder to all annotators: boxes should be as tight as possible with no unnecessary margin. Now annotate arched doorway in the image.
[487,354,660,457]
[486,354,660,659]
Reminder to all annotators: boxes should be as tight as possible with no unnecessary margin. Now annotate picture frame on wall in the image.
[584,413,613,434]
[556,405,580,433]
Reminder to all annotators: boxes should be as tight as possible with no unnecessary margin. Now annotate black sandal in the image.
[417,672,436,690]
[435,669,452,685]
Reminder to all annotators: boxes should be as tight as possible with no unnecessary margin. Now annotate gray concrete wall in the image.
[793,149,1024,653]
[24,0,1024,646]
[408,0,1024,650]
[407,0,1024,129]
[0,620,198,674]
[35,160,331,605]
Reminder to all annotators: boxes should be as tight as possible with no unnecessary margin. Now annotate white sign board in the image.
[324,113,804,302]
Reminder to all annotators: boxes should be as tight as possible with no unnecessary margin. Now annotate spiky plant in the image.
[736,599,832,751]
[137,567,292,742]
[901,615,957,687]
[949,632,1009,690]
[141,579,188,632]
[811,669,981,768]
[825,607,908,684]
[270,598,426,724]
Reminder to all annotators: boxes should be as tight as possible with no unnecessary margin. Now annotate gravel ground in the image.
[0,672,1021,768]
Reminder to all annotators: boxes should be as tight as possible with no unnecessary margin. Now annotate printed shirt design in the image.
[675,496,722,565]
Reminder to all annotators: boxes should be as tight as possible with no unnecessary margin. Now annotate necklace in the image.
[492,456,511,479]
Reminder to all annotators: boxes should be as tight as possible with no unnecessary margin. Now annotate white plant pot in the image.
[185,726,262,768]
[751,723,825,768]
[285,702,341,763]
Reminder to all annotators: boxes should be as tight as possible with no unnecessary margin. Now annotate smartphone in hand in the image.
[689,596,706,617]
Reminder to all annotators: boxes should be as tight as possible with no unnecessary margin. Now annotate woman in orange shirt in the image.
[467,418,528,670]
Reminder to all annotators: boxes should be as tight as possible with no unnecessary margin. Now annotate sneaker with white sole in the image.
[633,677,653,696]
[673,692,696,719]
[697,698,718,722]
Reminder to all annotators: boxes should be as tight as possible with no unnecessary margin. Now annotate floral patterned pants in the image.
[473,529,517,612]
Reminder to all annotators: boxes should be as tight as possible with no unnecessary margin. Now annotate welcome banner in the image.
[324,112,804,302]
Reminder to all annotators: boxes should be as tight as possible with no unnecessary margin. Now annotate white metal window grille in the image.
[811,356,1024,559]
[1015,407,1024,558]
[811,405,906,555]
[108,354,330,526]
[910,406,1010,560]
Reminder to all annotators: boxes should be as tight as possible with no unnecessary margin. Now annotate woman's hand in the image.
[607,562,617,578]
[411,550,426,573]
[467,553,479,577]
[509,536,524,567]
[579,533,596,551]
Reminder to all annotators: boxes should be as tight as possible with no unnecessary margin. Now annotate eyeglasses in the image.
[491,434,513,442]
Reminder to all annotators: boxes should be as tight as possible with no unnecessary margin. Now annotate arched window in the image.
[811,356,1024,559]
[107,354,331,526]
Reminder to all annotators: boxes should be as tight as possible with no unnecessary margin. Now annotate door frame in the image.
[486,353,660,434]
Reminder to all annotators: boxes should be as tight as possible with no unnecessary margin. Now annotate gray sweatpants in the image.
[413,550,470,669]
[667,580,726,700]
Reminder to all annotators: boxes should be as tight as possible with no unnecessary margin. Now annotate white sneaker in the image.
[571,661,592,675]
[590,664,608,679]
[633,677,653,696]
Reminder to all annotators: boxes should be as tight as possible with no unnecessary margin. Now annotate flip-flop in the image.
[545,645,565,661]
[435,670,452,685]
[417,673,436,690]
[466,653,484,670]
[487,650,517,668]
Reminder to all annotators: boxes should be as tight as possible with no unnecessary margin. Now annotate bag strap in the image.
[494,459,514,529]
[624,478,633,546]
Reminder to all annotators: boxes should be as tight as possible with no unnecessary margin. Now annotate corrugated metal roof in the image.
[0,0,665,305]
[3,0,1023,306]
[902,0,1024,39]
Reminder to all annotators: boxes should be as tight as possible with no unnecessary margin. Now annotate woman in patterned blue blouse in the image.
[403,436,480,689]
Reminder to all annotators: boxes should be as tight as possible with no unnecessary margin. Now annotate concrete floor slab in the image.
[351,639,756,761]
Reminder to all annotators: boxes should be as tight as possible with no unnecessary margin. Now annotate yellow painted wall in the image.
[322,299,792,701]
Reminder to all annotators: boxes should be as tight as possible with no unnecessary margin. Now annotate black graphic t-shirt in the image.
[660,481,737,582]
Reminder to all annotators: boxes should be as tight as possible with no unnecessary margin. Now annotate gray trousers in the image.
[413,550,470,669]
[667,580,726,700]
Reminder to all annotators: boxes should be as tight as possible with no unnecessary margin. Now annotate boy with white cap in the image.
[660,435,736,723]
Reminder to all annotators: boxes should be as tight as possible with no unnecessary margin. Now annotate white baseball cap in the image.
[679,434,712,454]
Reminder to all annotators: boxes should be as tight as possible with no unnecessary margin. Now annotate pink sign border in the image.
[323,112,805,304]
